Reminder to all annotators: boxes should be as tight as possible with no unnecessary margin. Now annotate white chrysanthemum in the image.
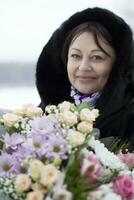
[67,130,85,147]
[3,113,20,127]
[119,169,132,176]
[103,192,122,200]
[62,110,77,126]
[15,174,31,192]
[77,121,93,134]
[88,137,127,171]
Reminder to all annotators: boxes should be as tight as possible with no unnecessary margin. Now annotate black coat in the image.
[36,7,134,146]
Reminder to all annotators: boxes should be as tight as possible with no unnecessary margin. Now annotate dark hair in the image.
[62,22,114,65]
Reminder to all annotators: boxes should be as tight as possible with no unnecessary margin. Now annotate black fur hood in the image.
[36,7,134,118]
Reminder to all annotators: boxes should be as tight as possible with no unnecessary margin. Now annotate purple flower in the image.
[22,137,35,154]
[0,152,14,177]
[7,138,36,174]
[39,132,68,160]
[28,115,69,160]
[45,137,68,160]
[27,129,68,161]
[27,132,50,158]
[2,132,24,151]
[32,132,46,149]
[10,145,35,174]
[29,115,59,135]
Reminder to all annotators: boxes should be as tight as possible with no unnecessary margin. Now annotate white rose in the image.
[77,121,93,134]
[15,174,31,192]
[26,191,44,200]
[32,182,49,194]
[14,104,35,115]
[40,164,60,187]
[68,130,85,147]
[62,110,77,126]
[58,101,72,112]
[3,113,20,127]
[80,108,99,122]
[26,106,43,117]
[92,108,99,118]
[29,160,45,181]
[14,104,43,117]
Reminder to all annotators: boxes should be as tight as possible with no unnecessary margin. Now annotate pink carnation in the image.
[118,153,134,168]
[113,175,134,199]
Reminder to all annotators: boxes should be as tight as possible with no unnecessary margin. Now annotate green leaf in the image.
[76,102,93,113]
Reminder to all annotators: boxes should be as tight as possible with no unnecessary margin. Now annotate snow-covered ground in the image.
[0,87,40,110]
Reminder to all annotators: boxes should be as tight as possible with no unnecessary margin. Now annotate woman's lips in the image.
[76,76,96,81]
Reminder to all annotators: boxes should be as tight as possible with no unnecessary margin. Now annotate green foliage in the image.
[108,137,133,153]
[65,154,100,200]
[76,102,93,113]
[65,157,88,200]
[0,139,4,151]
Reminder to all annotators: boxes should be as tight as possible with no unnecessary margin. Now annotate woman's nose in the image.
[78,58,92,71]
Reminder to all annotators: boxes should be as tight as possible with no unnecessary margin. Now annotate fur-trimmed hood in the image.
[36,7,134,119]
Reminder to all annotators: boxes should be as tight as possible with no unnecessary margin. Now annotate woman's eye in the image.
[71,54,80,59]
[94,55,102,60]
[90,55,104,62]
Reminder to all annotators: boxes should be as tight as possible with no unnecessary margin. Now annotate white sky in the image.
[0,0,134,62]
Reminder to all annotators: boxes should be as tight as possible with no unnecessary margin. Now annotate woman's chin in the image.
[76,87,96,94]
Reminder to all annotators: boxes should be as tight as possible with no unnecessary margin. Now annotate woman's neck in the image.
[70,86,100,106]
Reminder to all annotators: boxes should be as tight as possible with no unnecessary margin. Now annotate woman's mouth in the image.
[76,76,96,81]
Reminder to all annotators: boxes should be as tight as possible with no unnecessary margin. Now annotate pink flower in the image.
[80,153,104,183]
[113,175,134,199]
[118,153,134,168]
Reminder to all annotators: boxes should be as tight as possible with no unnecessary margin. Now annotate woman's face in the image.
[67,31,116,94]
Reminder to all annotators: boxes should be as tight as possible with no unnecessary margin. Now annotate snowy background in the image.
[0,0,134,109]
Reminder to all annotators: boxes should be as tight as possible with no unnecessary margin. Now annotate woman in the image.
[36,7,134,146]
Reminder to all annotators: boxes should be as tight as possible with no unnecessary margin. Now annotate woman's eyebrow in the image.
[70,48,81,52]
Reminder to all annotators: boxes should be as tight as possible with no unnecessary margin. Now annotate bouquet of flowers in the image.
[0,101,134,200]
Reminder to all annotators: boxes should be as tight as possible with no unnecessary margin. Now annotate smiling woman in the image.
[36,7,134,147]
[66,24,116,94]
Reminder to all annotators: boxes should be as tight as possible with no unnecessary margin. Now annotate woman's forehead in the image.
[69,31,116,58]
